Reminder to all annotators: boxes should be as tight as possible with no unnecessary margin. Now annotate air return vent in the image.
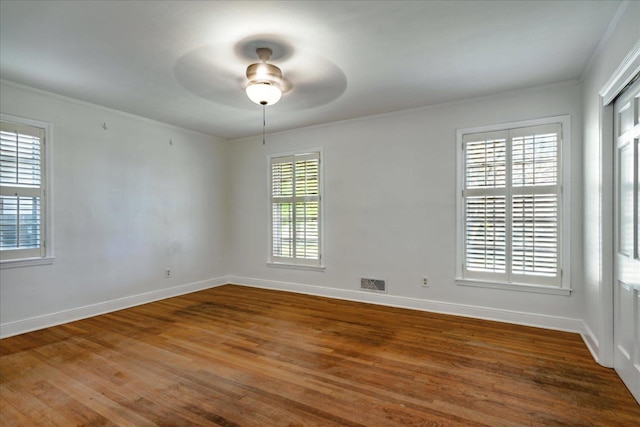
[360,278,387,293]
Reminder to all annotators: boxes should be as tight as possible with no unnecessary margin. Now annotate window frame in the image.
[0,113,54,269]
[267,148,325,271]
[455,116,571,295]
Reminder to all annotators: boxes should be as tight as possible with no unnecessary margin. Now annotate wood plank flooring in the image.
[1,284,639,426]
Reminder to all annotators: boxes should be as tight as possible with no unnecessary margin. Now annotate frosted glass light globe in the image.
[246,82,282,105]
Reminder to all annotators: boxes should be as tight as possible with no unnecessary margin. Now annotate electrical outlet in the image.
[165,269,171,278]
[422,276,429,287]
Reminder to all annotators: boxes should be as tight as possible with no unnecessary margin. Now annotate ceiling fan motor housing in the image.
[245,62,282,87]
[245,48,283,106]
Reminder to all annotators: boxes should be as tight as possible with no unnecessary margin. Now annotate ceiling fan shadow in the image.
[277,62,347,110]
[174,45,253,110]
[235,35,294,63]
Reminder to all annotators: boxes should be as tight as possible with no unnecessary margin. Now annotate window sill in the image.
[455,278,571,296]
[1,256,55,269]
[267,262,325,272]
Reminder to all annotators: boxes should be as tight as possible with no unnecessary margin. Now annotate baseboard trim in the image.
[227,276,584,334]
[580,321,609,367]
[0,276,228,339]
[1,275,586,342]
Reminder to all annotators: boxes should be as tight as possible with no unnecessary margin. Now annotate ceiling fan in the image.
[245,47,283,106]
[174,37,347,113]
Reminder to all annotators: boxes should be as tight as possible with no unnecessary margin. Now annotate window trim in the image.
[0,113,54,269]
[267,148,325,271]
[455,116,571,294]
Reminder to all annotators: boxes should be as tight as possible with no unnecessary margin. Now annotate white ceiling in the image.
[0,1,622,140]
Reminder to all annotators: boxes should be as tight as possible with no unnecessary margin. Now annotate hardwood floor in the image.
[1,285,639,426]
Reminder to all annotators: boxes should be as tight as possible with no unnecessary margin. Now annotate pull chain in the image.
[262,104,266,145]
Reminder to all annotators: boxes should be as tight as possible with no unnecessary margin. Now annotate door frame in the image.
[598,40,640,367]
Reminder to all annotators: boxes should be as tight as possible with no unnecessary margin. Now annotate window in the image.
[270,151,323,269]
[1,115,52,267]
[456,117,570,293]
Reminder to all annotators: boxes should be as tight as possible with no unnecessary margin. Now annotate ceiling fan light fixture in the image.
[246,81,282,106]
[245,47,283,106]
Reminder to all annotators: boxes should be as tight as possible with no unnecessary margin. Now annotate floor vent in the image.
[360,278,387,293]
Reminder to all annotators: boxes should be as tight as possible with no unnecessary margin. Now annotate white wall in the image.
[0,82,230,336]
[228,82,585,331]
[582,1,640,365]
[4,4,636,343]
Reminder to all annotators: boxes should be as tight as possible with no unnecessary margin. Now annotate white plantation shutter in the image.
[0,120,45,260]
[462,123,561,286]
[272,159,294,258]
[512,194,558,278]
[271,152,320,266]
[464,131,506,189]
[464,131,507,278]
[465,195,506,273]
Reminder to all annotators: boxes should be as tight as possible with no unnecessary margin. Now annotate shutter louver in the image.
[294,158,319,260]
[272,202,293,258]
[271,160,294,258]
[465,136,506,189]
[0,196,41,250]
[0,130,41,187]
[295,201,318,259]
[465,195,506,273]
[512,194,558,276]
[512,130,557,187]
